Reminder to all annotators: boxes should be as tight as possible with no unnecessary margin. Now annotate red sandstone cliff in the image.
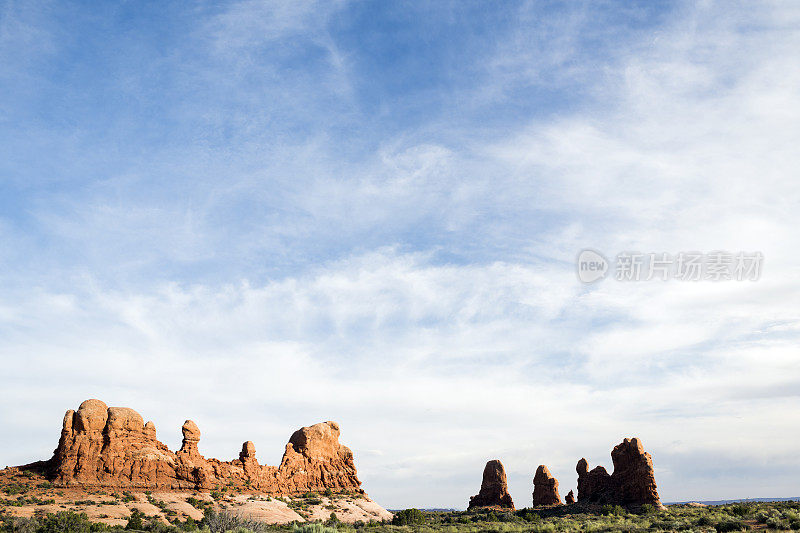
[47,399,362,494]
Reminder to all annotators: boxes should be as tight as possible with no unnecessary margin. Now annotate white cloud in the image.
[1,0,800,509]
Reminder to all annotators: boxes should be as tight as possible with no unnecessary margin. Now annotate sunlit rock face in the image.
[48,399,363,494]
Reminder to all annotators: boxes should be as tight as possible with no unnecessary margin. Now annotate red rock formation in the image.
[239,441,260,479]
[565,490,575,504]
[576,437,660,507]
[53,400,177,487]
[609,437,660,506]
[576,459,612,504]
[45,399,363,494]
[277,422,361,494]
[179,420,201,457]
[532,465,561,506]
[468,460,514,510]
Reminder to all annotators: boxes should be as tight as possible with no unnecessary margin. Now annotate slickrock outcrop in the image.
[45,399,363,494]
[532,465,561,506]
[565,490,575,504]
[576,437,660,507]
[468,460,514,510]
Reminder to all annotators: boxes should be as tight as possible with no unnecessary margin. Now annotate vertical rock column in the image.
[468,459,515,510]
[532,465,561,506]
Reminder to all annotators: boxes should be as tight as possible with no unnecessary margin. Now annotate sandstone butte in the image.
[467,459,515,510]
[576,437,661,507]
[24,399,364,494]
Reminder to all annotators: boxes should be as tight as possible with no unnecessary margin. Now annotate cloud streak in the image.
[0,0,799,508]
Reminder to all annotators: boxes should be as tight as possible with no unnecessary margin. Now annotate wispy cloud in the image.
[0,0,799,508]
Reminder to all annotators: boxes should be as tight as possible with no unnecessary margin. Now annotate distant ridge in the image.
[667,497,799,505]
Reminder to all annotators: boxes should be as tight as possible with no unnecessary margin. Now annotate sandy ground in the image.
[0,467,392,527]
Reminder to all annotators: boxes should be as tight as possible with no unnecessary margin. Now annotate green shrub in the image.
[292,524,339,533]
[513,508,541,522]
[125,509,145,531]
[186,497,211,511]
[715,518,750,532]
[766,516,790,530]
[391,508,426,526]
[38,511,92,533]
[2,485,27,496]
[2,516,39,533]
[325,512,340,526]
[202,509,268,533]
[639,503,656,514]
[730,503,752,517]
[600,504,625,516]
[697,514,714,526]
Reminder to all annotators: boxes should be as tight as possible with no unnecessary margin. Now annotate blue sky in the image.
[0,0,675,285]
[1,0,799,509]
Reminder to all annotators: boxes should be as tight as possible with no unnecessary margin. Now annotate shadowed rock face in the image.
[565,490,575,504]
[468,460,515,510]
[532,465,561,506]
[609,437,660,505]
[46,399,363,494]
[576,437,660,506]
